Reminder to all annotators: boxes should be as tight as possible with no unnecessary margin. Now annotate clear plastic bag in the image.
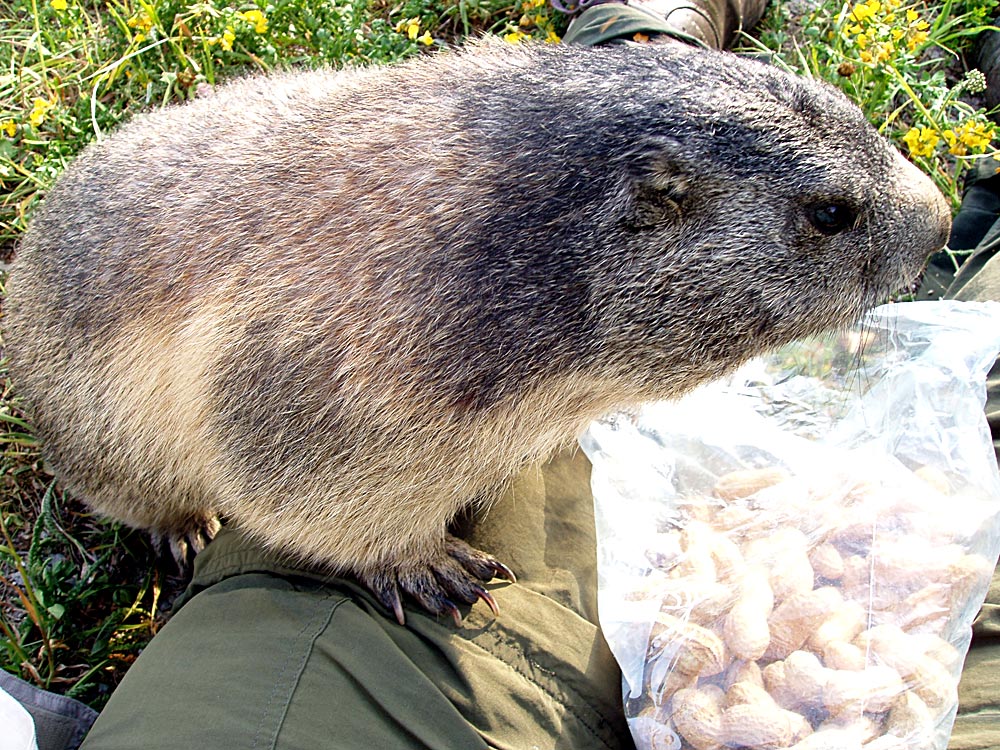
[580,301,1000,750]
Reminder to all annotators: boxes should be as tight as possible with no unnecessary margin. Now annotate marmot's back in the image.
[3,41,950,621]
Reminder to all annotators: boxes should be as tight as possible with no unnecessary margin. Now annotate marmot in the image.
[3,40,950,624]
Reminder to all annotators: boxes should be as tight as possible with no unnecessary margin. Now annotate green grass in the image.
[0,0,997,711]
[0,485,162,705]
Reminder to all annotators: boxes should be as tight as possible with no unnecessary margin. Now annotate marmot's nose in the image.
[894,149,952,262]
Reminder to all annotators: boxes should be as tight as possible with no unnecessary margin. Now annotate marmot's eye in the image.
[808,203,856,235]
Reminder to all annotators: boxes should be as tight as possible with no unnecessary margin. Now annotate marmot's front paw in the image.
[150,514,222,571]
[359,535,516,626]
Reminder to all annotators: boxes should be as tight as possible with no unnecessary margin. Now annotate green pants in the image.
[79,451,632,750]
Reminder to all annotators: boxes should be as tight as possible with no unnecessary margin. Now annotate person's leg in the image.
[560,0,768,49]
[79,450,633,750]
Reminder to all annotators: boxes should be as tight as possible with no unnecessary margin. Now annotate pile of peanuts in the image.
[626,465,995,750]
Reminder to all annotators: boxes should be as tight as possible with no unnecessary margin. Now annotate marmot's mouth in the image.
[885,260,931,303]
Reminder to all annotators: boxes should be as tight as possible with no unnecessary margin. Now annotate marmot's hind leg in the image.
[359,535,516,626]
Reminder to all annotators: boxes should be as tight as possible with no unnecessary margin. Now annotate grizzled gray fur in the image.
[3,40,950,622]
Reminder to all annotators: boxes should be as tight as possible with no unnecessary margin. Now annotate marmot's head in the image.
[443,42,949,397]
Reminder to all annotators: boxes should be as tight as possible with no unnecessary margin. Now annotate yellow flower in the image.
[395,17,424,39]
[907,29,928,50]
[504,30,527,44]
[965,128,994,151]
[220,27,235,51]
[417,30,433,46]
[890,28,904,41]
[846,23,864,35]
[905,8,919,22]
[943,129,966,156]
[127,11,152,32]
[957,120,994,151]
[28,96,56,127]
[239,9,268,34]
[856,32,868,49]
[850,0,880,23]
[859,49,873,62]
[545,29,562,43]
[902,126,939,158]
[942,121,993,156]
[1,120,16,138]
[875,41,894,62]
[50,0,67,10]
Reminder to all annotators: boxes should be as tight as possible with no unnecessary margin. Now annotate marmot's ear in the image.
[623,166,690,230]
[618,135,691,230]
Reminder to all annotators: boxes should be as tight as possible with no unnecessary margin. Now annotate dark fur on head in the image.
[3,40,950,621]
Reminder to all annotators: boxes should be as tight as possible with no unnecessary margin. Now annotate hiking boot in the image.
[560,0,769,50]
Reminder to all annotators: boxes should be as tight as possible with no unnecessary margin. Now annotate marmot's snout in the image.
[893,148,953,277]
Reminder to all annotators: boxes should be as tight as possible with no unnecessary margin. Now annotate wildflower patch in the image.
[755,0,1000,211]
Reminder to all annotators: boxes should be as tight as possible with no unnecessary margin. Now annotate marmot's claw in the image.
[360,536,515,626]
[474,585,500,617]
[489,560,517,584]
[391,593,406,626]
[444,535,517,583]
[444,600,463,628]
[150,514,222,573]
[360,571,407,625]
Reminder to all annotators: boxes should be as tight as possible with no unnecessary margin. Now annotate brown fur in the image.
[3,40,950,619]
